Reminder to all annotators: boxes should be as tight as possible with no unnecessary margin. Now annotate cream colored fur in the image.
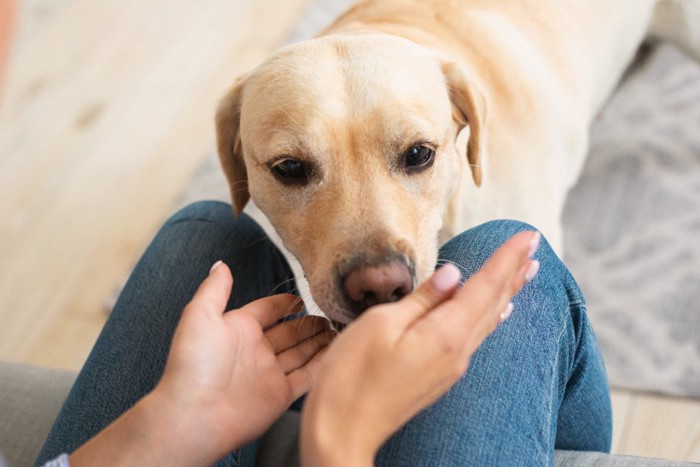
[216,0,700,323]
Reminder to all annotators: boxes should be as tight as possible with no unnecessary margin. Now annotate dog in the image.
[215,0,700,325]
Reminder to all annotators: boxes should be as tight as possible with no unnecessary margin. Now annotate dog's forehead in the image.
[241,35,451,134]
[258,35,443,91]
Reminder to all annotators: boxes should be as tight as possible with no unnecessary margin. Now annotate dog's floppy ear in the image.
[441,61,487,187]
[216,76,249,215]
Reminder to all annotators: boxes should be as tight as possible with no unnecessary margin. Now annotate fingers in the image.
[184,261,234,318]
[272,317,335,401]
[266,315,333,354]
[461,230,539,302]
[286,346,330,402]
[236,294,305,329]
[406,230,539,358]
[449,230,540,346]
[275,324,335,373]
[238,295,335,371]
[382,263,462,329]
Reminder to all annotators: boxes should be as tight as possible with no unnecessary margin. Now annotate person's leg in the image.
[35,201,295,466]
[376,220,612,466]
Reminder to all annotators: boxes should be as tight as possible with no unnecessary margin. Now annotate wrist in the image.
[68,390,223,467]
[67,392,189,467]
[301,429,376,467]
[143,385,235,466]
[135,391,205,466]
[300,397,378,467]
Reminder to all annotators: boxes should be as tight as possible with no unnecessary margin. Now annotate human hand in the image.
[154,261,335,464]
[70,261,334,467]
[300,231,541,466]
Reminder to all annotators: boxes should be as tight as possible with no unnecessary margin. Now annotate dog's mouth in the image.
[329,319,346,333]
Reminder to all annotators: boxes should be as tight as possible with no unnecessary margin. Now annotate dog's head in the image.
[216,34,485,324]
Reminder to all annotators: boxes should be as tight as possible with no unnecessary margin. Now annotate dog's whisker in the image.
[285,295,305,316]
[435,258,469,284]
[298,295,329,323]
[231,186,249,195]
[268,277,298,295]
[285,290,341,331]
[228,181,249,191]
[438,261,469,277]
[240,236,285,252]
[240,236,271,249]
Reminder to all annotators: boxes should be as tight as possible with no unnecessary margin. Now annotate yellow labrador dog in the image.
[216,0,700,325]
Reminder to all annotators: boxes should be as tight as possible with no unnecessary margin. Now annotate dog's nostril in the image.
[391,286,408,300]
[362,291,378,308]
[343,261,413,316]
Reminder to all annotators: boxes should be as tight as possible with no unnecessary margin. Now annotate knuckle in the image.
[407,289,435,311]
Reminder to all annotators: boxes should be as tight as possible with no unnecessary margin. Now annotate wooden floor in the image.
[0,0,698,462]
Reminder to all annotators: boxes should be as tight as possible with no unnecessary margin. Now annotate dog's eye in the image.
[270,158,311,184]
[403,144,436,172]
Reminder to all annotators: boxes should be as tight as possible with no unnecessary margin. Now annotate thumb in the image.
[184,260,234,318]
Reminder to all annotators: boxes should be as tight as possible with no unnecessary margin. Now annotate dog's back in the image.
[217,0,700,321]
[322,0,699,251]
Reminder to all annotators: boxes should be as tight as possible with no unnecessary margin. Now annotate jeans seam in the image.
[544,313,571,466]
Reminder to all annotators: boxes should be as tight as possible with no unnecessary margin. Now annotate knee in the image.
[439,219,574,292]
[440,220,545,271]
[469,219,539,242]
[165,200,236,226]
[160,201,267,248]
[446,219,589,317]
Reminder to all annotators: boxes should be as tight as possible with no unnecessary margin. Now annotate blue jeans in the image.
[36,201,611,466]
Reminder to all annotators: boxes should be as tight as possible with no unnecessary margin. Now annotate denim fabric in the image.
[36,202,611,466]
[376,220,612,466]
[36,201,294,467]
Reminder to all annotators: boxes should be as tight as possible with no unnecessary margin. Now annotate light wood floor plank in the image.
[0,0,311,369]
[618,392,700,462]
[610,388,634,454]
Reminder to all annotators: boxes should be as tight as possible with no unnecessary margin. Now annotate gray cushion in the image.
[0,362,695,467]
[0,361,75,467]
[257,412,699,467]
[555,450,697,466]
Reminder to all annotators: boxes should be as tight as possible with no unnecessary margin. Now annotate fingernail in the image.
[529,231,541,258]
[525,260,540,282]
[431,264,462,292]
[500,302,514,322]
[209,260,223,275]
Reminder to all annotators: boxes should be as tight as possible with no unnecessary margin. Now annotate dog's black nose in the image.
[342,261,413,316]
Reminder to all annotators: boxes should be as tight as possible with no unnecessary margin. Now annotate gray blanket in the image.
[564,43,700,398]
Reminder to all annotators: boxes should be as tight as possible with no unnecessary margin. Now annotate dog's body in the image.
[216,0,700,324]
